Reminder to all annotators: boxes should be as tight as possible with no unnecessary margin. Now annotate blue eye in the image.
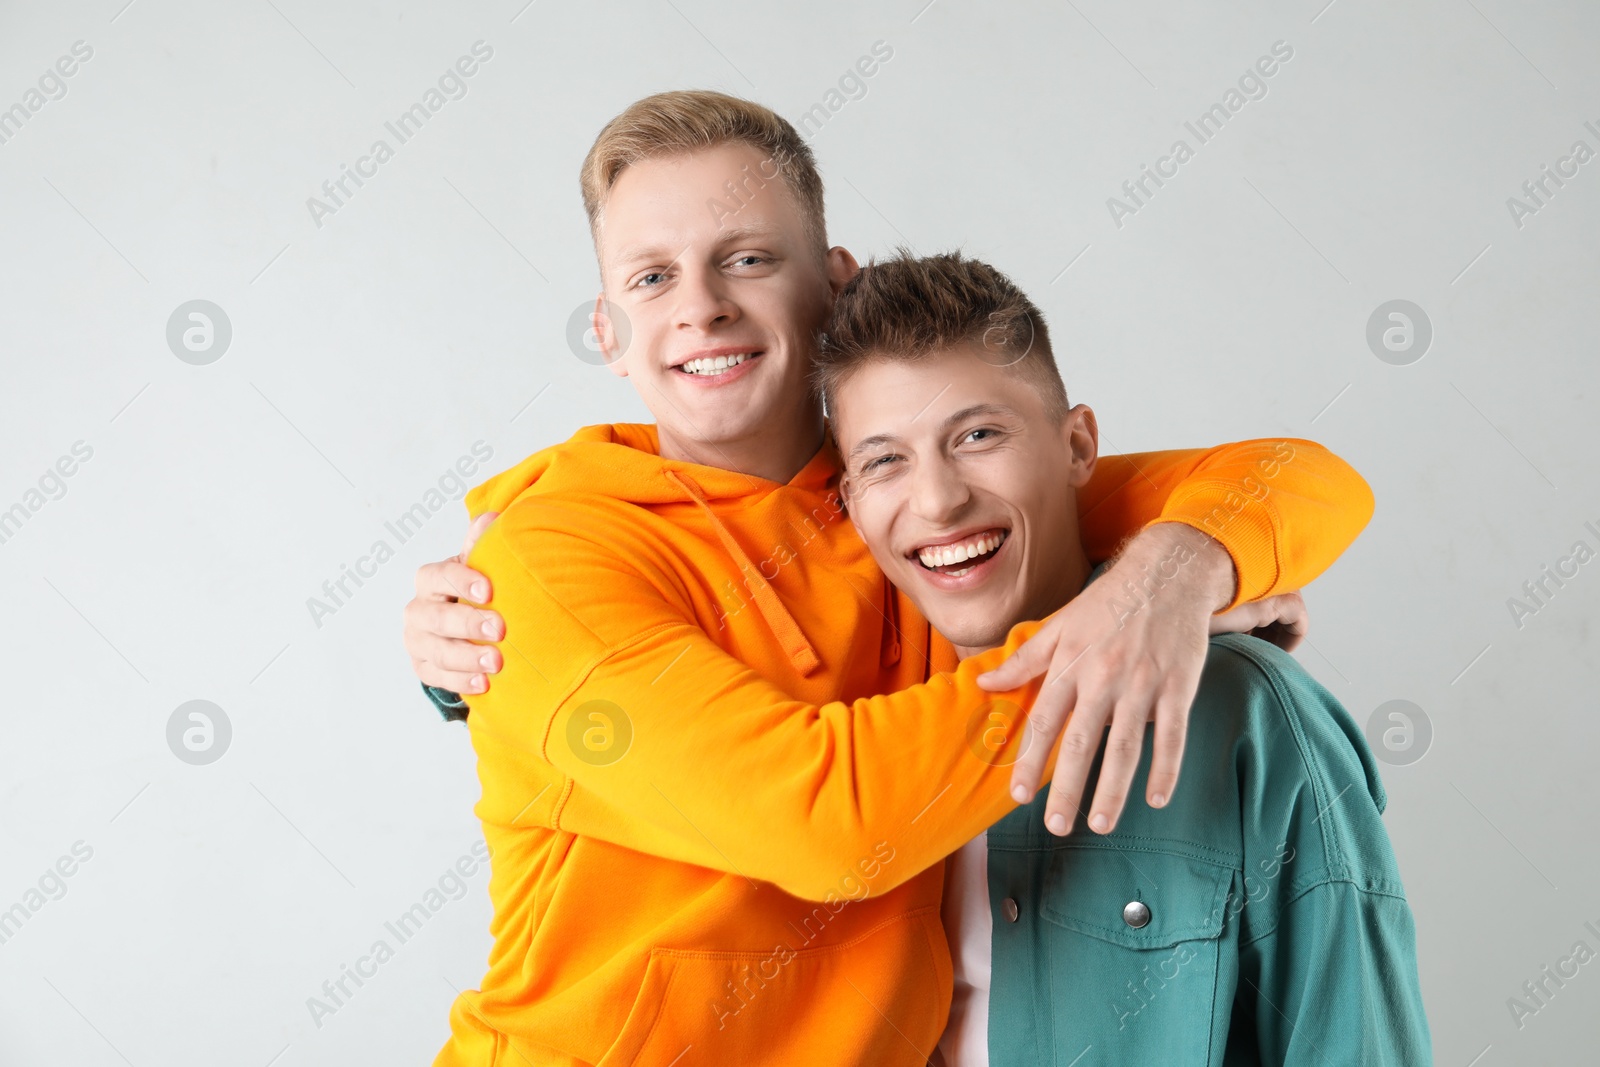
[638,272,666,288]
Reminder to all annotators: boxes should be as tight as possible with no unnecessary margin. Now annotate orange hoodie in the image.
[433,425,1372,1067]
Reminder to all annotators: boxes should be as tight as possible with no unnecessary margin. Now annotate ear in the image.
[838,471,856,510]
[825,246,860,296]
[1061,404,1100,488]
[834,430,859,511]
[838,472,873,526]
[593,292,629,378]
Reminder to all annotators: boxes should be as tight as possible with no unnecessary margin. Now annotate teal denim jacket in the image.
[984,633,1432,1065]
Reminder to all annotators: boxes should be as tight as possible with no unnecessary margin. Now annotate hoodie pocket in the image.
[596,906,947,1067]
[595,951,678,1067]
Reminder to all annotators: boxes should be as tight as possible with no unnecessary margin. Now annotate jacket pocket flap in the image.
[1040,843,1234,950]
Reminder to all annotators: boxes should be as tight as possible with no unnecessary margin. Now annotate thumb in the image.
[976,632,1051,690]
[460,511,499,561]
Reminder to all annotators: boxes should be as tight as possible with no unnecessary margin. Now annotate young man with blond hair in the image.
[411,91,1375,1065]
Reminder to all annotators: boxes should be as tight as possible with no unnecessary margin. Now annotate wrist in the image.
[1119,522,1237,614]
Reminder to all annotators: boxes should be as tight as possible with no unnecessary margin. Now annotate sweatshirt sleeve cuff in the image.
[1155,482,1281,612]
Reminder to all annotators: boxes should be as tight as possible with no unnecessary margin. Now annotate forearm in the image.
[510,618,1061,900]
[468,517,1062,899]
[1079,439,1374,609]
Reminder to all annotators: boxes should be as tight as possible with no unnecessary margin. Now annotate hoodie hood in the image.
[464,422,839,518]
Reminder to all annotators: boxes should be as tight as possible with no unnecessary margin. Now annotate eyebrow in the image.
[714,224,783,247]
[846,432,901,463]
[611,225,783,267]
[936,403,1017,433]
[611,241,687,269]
[846,403,1020,464]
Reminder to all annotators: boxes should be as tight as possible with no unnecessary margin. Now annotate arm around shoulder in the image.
[1083,439,1374,608]
[463,502,1060,900]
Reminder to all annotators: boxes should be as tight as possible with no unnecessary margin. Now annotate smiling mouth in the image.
[911,529,1009,577]
[677,352,759,376]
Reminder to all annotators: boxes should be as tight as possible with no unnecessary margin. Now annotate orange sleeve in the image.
[463,503,1058,903]
[1077,438,1374,610]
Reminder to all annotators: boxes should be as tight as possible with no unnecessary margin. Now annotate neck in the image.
[953,547,1092,660]
[656,401,827,484]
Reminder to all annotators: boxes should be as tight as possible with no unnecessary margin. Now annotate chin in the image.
[927,614,1010,653]
[697,402,779,440]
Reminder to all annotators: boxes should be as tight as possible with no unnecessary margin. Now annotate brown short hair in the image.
[580,90,827,260]
[815,250,1069,419]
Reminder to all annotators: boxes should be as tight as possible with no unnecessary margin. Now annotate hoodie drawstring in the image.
[667,469,822,677]
[879,573,902,668]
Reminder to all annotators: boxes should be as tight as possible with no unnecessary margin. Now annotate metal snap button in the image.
[1122,900,1151,929]
[1002,897,1020,923]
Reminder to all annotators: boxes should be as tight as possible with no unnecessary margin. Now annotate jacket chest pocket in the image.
[1036,844,1237,1065]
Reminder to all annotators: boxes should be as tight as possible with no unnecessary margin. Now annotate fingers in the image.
[460,511,499,561]
[404,516,502,694]
[414,662,489,695]
[1041,690,1112,836]
[1245,591,1309,651]
[1008,674,1075,805]
[405,596,503,642]
[416,557,492,603]
[1277,620,1307,651]
[1209,591,1312,651]
[1256,592,1305,628]
[1084,700,1150,834]
[1274,591,1309,649]
[1144,681,1192,810]
[405,619,499,689]
[1209,599,1264,636]
[409,623,502,672]
[1042,740,1089,836]
[1255,620,1305,652]
[402,598,503,691]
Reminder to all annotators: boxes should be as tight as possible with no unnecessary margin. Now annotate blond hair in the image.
[580,90,828,258]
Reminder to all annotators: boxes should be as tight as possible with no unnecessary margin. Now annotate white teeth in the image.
[680,353,750,375]
[917,530,1007,571]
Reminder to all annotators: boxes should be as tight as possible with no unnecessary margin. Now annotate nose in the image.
[674,262,741,332]
[906,455,972,526]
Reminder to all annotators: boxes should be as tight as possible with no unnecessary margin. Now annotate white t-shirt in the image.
[931,831,992,1067]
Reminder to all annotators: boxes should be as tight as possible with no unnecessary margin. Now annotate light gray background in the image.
[2,0,1595,1063]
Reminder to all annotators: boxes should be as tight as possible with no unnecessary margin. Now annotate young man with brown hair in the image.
[818,251,1429,1065]
[411,91,1374,1065]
